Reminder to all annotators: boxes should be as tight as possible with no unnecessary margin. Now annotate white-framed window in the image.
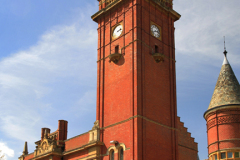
[235,152,239,158]
[227,152,233,158]
[221,152,226,159]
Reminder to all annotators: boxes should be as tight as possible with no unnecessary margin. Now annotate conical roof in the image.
[208,54,240,110]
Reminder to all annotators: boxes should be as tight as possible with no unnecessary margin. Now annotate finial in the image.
[223,36,227,57]
[222,36,229,65]
[22,141,28,155]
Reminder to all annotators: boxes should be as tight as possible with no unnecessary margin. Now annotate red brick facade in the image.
[19,1,198,160]
[205,107,240,159]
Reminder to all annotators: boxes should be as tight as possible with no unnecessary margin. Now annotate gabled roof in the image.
[208,54,240,110]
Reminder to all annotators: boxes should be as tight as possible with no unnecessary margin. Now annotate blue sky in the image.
[0,0,239,160]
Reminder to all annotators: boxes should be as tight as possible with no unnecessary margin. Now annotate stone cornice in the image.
[91,0,180,22]
[30,151,61,160]
[204,104,240,119]
[92,0,123,22]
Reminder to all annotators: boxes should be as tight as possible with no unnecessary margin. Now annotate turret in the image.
[204,45,240,160]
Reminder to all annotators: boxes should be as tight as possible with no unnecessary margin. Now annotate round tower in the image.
[204,49,240,160]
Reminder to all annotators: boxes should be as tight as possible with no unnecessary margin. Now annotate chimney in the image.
[57,120,68,142]
[41,128,50,140]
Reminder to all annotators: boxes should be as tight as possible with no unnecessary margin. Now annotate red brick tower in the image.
[204,49,240,160]
[18,1,198,160]
[92,0,181,159]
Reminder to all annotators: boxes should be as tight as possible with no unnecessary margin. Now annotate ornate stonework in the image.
[34,131,62,157]
[105,0,116,6]
[89,120,100,142]
[92,120,99,130]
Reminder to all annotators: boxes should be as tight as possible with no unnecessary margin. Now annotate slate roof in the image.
[208,55,240,110]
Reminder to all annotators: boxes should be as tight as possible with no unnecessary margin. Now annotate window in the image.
[214,154,217,160]
[235,152,239,158]
[115,45,119,53]
[221,152,226,159]
[110,150,114,160]
[155,45,158,53]
[228,152,233,158]
[119,148,123,160]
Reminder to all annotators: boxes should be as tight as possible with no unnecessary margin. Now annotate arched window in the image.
[119,148,123,160]
[110,150,114,160]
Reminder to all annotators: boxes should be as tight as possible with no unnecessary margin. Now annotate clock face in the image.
[151,24,160,38]
[112,24,123,39]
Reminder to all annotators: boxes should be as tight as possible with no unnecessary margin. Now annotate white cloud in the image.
[174,0,240,84]
[0,142,14,159]
[175,0,240,66]
[0,6,98,159]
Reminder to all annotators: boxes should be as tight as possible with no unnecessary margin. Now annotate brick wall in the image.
[96,0,179,159]
[205,107,240,154]
[64,132,89,152]
[177,117,198,160]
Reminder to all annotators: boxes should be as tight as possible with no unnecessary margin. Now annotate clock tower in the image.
[18,1,199,160]
[92,0,180,160]
[92,0,181,159]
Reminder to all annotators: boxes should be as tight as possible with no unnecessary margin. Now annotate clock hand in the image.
[117,28,122,32]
